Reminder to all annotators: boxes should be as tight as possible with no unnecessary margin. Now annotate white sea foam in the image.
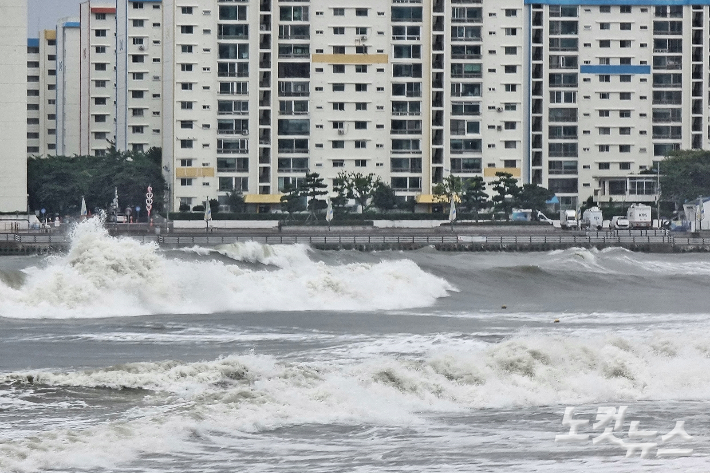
[0,219,454,319]
[3,330,710,471]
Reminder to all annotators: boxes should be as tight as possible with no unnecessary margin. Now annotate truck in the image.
[581,207,603,230]
[559,209,577,229]
[626,203,652,229]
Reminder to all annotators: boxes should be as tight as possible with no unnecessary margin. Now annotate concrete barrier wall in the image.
[372,220,448,228]
[173,220,279,229]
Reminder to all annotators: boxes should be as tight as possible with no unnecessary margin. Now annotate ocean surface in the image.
[1,219,709,472]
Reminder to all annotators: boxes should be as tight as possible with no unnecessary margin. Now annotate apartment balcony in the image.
[260,0,270,12]
[277,147,308,154]
[452,35,481,42]
[217,148,248,154]
[451,17,482,24]
[390,129,423,135]
[432,148,443,164]
[451,72,482,79]
[391,167,423,173]
[652,134,682,139]
[217,129,249,136]
[259,149,271,164]
[451,53,481,60]
[278,34,310,40]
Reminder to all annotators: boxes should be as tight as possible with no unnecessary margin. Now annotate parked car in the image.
[611,216,630,230]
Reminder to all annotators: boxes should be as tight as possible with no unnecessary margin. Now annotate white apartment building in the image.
[27,31,58,157]
[527,1,710,209]
[158,0,528,212]
[56,18,82,156]
[36,0,710,212]
[80,2,117,156]
[0,0,28,212]
[116,0,164,153]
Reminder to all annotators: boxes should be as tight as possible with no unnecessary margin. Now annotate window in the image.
[504,122,516,130]
[333,65,345,73]
[132,55,144,63]
[180,139,194,149]
[332,141,344,149]
[599,40,610,48]
[355,121,367,130]
[333,102,344,111]
[95,63,107,71]
[620,92,631,100]
[333,8,344,16]
[355,160,367,167]
[619,40,631,48]
[599,75,610,83]
[620,22,631,30]
[356,102,367,111]
[620,75,632,83]
[504,47,517,55]
[600,23,610,30]
[599,110,609,117]
[181,64,193,72]
[356,8,368,16]
[598,162,610,170]
[181,6,193,14]
[599,145,610,152]
[355,65,367,73]
[133,19,144,27]
[132,90,144,99]
[332,83,344,92]
[599,127,610,135]
[505,28,517,36]
[505,84,517,92]
[620,110,631,118]
[355,46,368,54]
[355,84,368,92]
[620,145,631,153]
[620,5,631,13]
[504,65,517,74]
[600,5,610,12]
[599,93,609,100]
[95,29,106,37]
[94,97,107,106]
[180,179,194,186]
[333,27,344,35]
[355,141,366,149]
[505,9,517,17]
[504,141,517,149]
[180,25,194,34]
[94,115,107,123]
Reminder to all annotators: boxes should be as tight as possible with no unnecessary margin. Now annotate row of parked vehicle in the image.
[559,204,653,230]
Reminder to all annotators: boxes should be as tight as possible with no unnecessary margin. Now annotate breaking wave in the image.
[0,219,454,319]
[3,331,710,471]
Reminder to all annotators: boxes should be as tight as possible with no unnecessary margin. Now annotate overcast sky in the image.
[28,0,83,36]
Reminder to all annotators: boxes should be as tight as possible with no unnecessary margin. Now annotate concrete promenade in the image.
[1,224,708,253]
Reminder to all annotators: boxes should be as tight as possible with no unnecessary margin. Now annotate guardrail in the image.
[3,232,710,250]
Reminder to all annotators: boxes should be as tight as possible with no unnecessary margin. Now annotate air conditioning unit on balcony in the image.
[338,129,345,135]
[496,125,502,131]
[242,129,249,135]
[361,35,367,41]
[496,107,503,112]
[138,45,145,51]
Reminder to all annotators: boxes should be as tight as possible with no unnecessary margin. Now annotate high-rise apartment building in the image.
[160,0,529,212]
[80,2,117,156]
[56,18,82,156]
[27,31,58,157]
[116,0,164,153]
[526,1,706,209]
[0,0,28,212]
[33,0,710,212]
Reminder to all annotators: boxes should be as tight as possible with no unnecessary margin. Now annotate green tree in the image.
[372,182,397,212]
[336,171,381,212]
[27,147,166,218]
[209,199,220,215]
[659,150,710,206]
[491,172,521,221]
[279,184,305,217]
[301,172,328,217]
[461,176,489,222]
[432,175,464,205]
[517,183,554,219]
[226,191,246,213]
[330,174,350,212]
